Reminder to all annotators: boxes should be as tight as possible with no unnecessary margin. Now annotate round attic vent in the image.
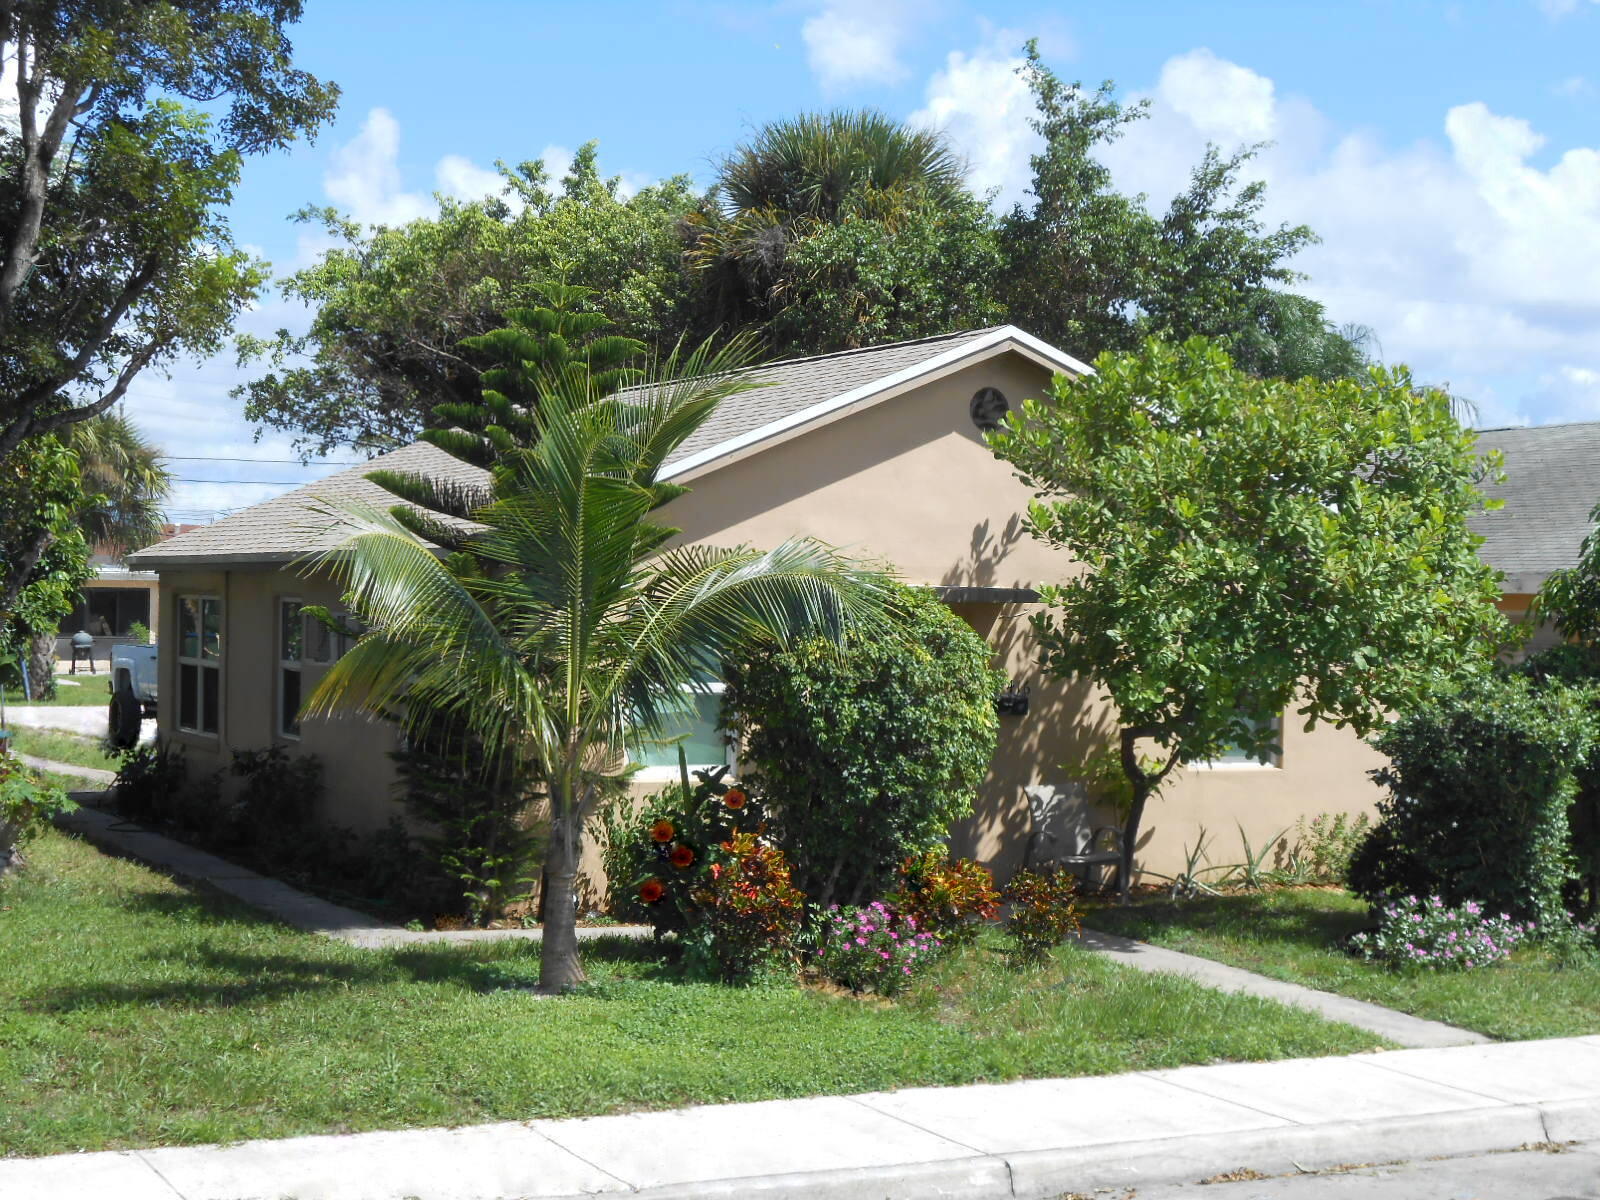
[970,386,1010,433]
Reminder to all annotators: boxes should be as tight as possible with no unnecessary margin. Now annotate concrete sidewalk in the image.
[3,1036,1597,1200]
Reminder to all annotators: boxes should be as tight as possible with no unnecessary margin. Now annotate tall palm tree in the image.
[687,111,971,348]
[304,315,889,991]
[70,410,172,556]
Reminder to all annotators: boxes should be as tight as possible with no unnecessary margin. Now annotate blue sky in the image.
[135,0,1600,523]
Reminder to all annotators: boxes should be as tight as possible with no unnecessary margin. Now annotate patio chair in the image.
[1023,783,1123,893]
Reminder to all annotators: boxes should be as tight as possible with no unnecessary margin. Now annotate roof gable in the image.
[128,326,1090,570]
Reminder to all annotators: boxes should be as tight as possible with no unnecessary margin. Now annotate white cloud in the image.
[322,108,435,227]
[1555,74,1594,98]
[916,39,1600,423]
[910,40,1038,207]
[1538,0,1598,17]
[802,0,913,91]
[434,154,506,203]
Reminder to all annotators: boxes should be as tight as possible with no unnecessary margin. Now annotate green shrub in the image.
[390,724,547,927]
[723,583,1003,910]
[1,750,72,872]
[1515,644,1600,917]
[111,740,189,826]
[1288,812,1371,885]
[1001,866,1082,964]
[1349,676,1597,927]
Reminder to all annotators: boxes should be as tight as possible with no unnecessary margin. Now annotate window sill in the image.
[1191,760,1283,772]
[631,765,735,783]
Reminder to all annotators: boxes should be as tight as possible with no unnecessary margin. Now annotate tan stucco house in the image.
[130,326,1514,887]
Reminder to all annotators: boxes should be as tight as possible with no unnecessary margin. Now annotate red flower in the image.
[670,844,696,869]
[723,787,748,810]
[638,878,665,904]
[650,819,675,844]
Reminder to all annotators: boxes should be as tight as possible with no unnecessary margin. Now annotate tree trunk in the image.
[26,630,55,700]
[537,782,586,993]
[1116,726,1180,904]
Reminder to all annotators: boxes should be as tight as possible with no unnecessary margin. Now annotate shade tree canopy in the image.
[0,0,337,462]
[989,337,1510,896]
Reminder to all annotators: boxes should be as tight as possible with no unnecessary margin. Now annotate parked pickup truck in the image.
[108,642,158,748]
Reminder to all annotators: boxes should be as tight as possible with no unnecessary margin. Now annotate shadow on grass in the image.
[24,915,680,1014]
[1089,891,1368,954]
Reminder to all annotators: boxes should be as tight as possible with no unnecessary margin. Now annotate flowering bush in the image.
[1002,867,1081,964]
[815,901,942,996]
[889,850,999,947]
[681,832,806,983]
[1,749,72,873]
[1349,895,1532,970]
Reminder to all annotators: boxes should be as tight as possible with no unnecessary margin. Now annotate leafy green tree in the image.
[0,437,92,688]
[303,292,888,991]
[1536,508,1600,645]
[996,42,1366,380]
[990,338,1509,897]
[0,0,337,462]
[722,582,1003,910]
[18,413,171,698]
[238,146,700,457]
[688,110,999,355]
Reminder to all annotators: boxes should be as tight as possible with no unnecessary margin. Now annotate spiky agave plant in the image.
[303,293,891,991]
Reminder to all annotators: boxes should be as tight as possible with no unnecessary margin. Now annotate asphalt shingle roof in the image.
[127,440,489,568]
[1473,421,1600,586]
[129,329,1006,568]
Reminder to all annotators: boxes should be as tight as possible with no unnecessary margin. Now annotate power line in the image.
[174,477,324,485]
[161,455,363,465]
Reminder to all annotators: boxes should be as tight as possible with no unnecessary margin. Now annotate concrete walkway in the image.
[16,753,116,784]
[3,703,155,742]
[3,1036,1597,1200]
[55,796,651,949]
[1074,927,1490,1049]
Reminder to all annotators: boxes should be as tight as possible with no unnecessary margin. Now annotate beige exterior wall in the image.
[658,352,1387,881]
[155,566,402,832]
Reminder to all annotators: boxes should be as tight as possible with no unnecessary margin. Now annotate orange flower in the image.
[670,843,696,869]
[638,878,665,904]
[723,787,748,810]
[650,819,675,844]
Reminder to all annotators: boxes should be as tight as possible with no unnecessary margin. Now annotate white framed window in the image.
[1202,712,1283,770]
[176,595,222,736]
[629,682,736,781]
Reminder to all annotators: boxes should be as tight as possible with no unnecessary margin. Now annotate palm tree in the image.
[304,309,889,991]
[687,111,972,348]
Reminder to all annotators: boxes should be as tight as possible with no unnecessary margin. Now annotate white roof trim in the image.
[660,326,1093,482]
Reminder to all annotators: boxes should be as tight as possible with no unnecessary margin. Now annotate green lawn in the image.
[0,831,1384,1157]
[1085,888,1600,1041]
[4,727,118,774]
[23,678,114,706]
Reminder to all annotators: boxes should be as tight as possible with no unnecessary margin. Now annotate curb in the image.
[569,1100,1597,1200]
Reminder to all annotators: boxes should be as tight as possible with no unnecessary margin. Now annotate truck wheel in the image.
[108,686,142,750]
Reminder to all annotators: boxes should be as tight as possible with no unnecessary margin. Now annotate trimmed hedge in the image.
[1349,674,1597,927]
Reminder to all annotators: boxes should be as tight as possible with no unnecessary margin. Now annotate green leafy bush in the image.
[1349,676,1597,928]
[888,850,999,947]
[1001,866,1082,964]
[1287,812,1371,885]
[0,750,72,872]
[111,740,189,826]
[391,724,547,927]
[1514,644,1600,917]
[679,831,806,984]
[723,583,1003,910]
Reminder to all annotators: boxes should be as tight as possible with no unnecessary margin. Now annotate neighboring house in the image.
[51,526,206,662]
[1472,421,1600,657]
[132,327,1511,886]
